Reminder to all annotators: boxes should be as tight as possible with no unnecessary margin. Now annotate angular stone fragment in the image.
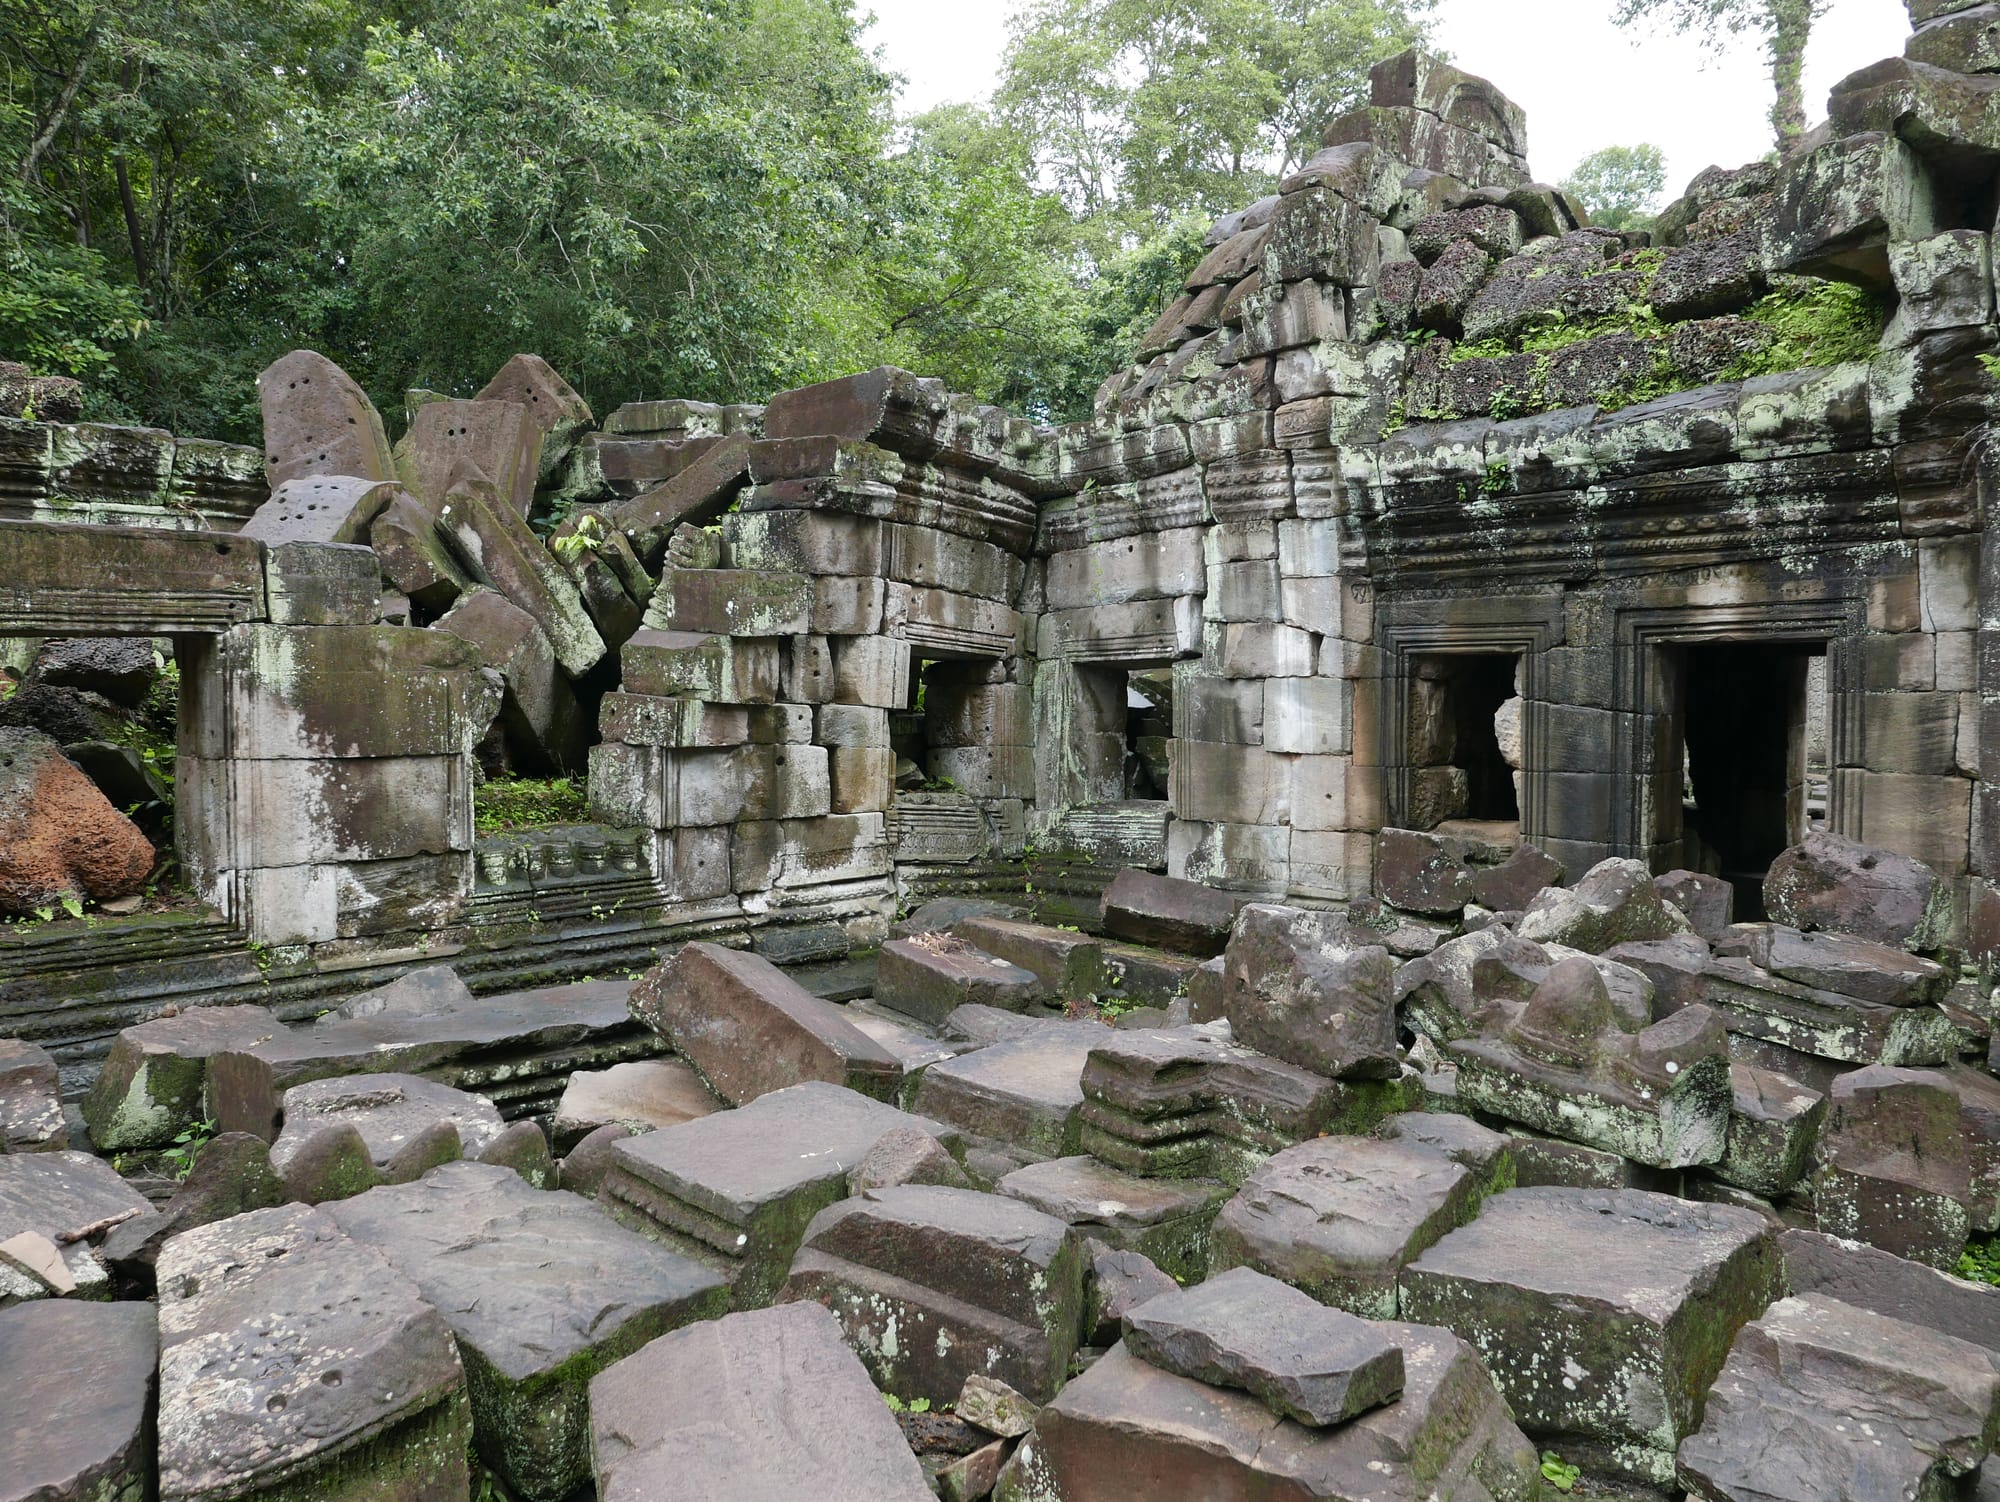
[1740,923,1949,1007]
[596,1081,962,1307]
[1655,869,1733,940]
[1123,1265,1405,1427]
[995,1323,1541,1502]
[1816,1064,1972,1268]
[100,1131,288,1280]
[0,1300,156,1502]
[0,727,154,914]
[0,1038,64,1152]
[1470,842,1565,913]
[1780,1227,2000,1354]
[1222,904,1399,1080]
[999,1155,1229,1284]
[398,397,543,519]
[1101,869,1238,956]
[256,349,395,490]
[1400,1187,1780,1488]
[1374,828,1473,915]
[328,1161,728,1502]
[239,474,397,547]
[551,1058,719,1151]
[1516,857,1692,952]
[155,1204,471,1502]
[0,1150,154,1303]
[849,1122,975,1194]
[588,1302,934,1502]
[1083,1240,1179,1345]
[910,1021,1111,1162]
[1716,1062,1826,1197]
[959,1373,1040,1440]
[1764,832,1951,952]
[628,941,901,1105]
[876,934,1043,1025]
[781,1184,1087,1404]
[474,354,593,482]
[435,483,605,677]
[1678,1294,2000,1502]
[1211,1135,1482,1318]
[367,492,473,615]
[952,916,1102,1004]
[435,589,585,773]
[268,1072,505,1201]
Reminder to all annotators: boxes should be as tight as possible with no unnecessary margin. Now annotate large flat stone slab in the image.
[910,1022,1111,1161]
[1210,1135,1483,1319]
[999,1155,1230,1285]
[596,1080,962,1307]
[781,1184,1087,1404]
[628,942,901,1105]
[1399,1186,1781,1488]
[588,1301,933,1502]
[327,1160,728,1502]
[155,1203,472,1502]
[1779,1227,2000,1357]
[0,1150,155,1302]
[551,1058,720,1151]
[0,1037,64,1152]
[0,1299,156,1502]
[994,1326,1541,1501]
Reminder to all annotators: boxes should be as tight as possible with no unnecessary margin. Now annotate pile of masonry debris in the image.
[6,839,2000,1502]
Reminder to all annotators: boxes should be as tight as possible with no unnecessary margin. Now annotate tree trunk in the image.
[18,23,100,186]
[1767,0,1815,154]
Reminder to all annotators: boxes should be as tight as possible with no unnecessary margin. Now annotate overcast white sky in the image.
[860,0,1910,197]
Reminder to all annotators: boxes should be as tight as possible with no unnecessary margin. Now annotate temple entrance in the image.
[1405,652,1521,830]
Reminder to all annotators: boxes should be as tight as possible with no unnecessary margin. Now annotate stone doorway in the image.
[1405,652,1522,831]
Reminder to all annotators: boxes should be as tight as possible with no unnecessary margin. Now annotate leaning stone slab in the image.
[0,1038,64,1152]
[1122,1264,1405,1427]
[910,1021,1111,1161]
[999,1155,1230,1285]
[1101,869,1238,956]
[994,1324,1541,1502]
[1700,952,1959,1066]
[155,1203,472,1502]
[256,349,396,490]
[1210,1135,1483,1319]
[1764,831,1950,952]
[436,484,605,677]
[1714,1062,1825,1197]
[0,1150,154,1303]
[551,1058,719,1152]
[1222,904,1400,1080]
[269,1072,505,1202]
[0,1299,156,1502]
[1678,1293,2000,1502]
[588,1301,934,1502]
[628,941,901,1105]
[83,1005,282,1151]
[875,934,1042,1025]
[1400,1186,1781,1489]
[596,1080,962,1307]
[1737,923,1949,1008]
[1779,1227,2000,1356]
[327,1161,728,1502]
[780,1184,1087,1405]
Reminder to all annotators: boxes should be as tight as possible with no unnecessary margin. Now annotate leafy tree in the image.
[1561,144,1669,231]
[1611,0,1828,152]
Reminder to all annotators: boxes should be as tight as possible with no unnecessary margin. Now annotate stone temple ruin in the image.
[14,9,2000,1501]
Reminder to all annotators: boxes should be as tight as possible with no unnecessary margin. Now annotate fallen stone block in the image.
[849,1121,976,1194]
[0,1299,156,1502]
[435,483,605,678]
[999,1155,1231,1284]
[620,628,780,704]
[1715,1062,1826,1198]
[1700,951,1960,1067]
[435,589,586,773]
[1816,1064,1972,1269]
[98,1130,287,1282]
[1083,1240,1179,1345]
[952,916,1103,1003]
[328,1160,728,1502]
[646,567,811,636]
[1101,869,1238,956]
[239,474,397,548]
[367,492,474,615]
[780,1184,1087,1404]
[1374,1110,1516,1192]
[155,1203,472,1502]
[0,1038,64,1152]
[256,349,396,490]
[1764,831,1951,952]
[268,1072,506,1202]
[1678,1293,2000,1502]
[1400,1186,1781,1488]
[595,1080,962,1307]
[550,1058,720,1152]
[628,941,901,1105]
[994,1322,1541,1501]
[875,934,1043,1025]
[959,1373,1041,1440]
[0,1150,155,1303]
[1211,1134,1484,1318]
[599,429,751,568]
[1516,856,1692,952]
[1779,1226,2000,1355]
[588,1301,934,1502]
[397,397,543,519]
[1374,828,1474,915]
[1737,922,1950,1008]
[474,353,593,483]
[1655,869,1733,939]
[1222,904,1400,1080]
[1122,1264,1405,1427]
[910,1021,1111,1164]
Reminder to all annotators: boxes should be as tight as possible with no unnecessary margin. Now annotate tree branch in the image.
[17,18,99,186]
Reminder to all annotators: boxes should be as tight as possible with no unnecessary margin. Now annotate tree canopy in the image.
[1561,144,1669,231]
[1611,0,1829,153]
[0,0,1434,439]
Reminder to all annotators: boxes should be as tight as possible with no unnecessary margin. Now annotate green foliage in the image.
[1611,0,1827,149]
[1560,144,1667,232]
[1539,1450,1581,1491]
[1723,275,1889,380]
[474,776,589,832]
[880,1393,933,1414]
[1958,1235,2000,1285]
[163,1117,217,1181]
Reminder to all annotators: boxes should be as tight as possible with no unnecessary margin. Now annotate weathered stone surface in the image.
[1678,1293,2000,1502]
[995,1323,1541,1501]
[0,1150,154,1302]
[155,1203,472,1502]
[368,492,473,615]
[1122,1265,1405,1427]
[436,589,585,773]
[239,474,397,548]
[1764,832,1951,952]
[1374,828,1473,915]
[327,1160,728,1502]
[256,349,395,490]
[781,1184,1087,1404]
[1083,1240,1179,1345]
[1449,959,1734,1168]
[876,934,1043,1025]
[1516,857,1692,952]
[601,431,751,568]
[0,728,153,913]
[26,637,160,707]
[474,353,593,482]
[1400,1187,1780,1487]
[1655,869,1733,940]
[1221,904,1399,1081]
[849,1121,975,1194]
[558,1123,632,1198]
[0,1038,64,1153]
[1211,1135,1483,1318]
[628,941,901,1105]
[953,917,1103,1003]
[269,1072,505,1201]
[959,1373,1041,1441]
[999,1154,1230,1284]
[397,397,543,519]
[1101,869,1238,956]
[910,1022,1111,1162]
[435,483,605,678]
[597,1081,962,1307]
[588,1301,933,1502]
[0,1299,156,1502]
[620,628,780,704]
[1374,1110,1515,1190]
[1716,1062,1826,1198]
[1738,923,1949,1007]
[1780,1227,2000,1355]
[551,1058,719,1152]
[1816,1064,1971,1269]
[100,1131,287,1279]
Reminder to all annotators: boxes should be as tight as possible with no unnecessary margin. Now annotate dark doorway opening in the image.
[1407,652,1520,829]
[1674,641,1823,918]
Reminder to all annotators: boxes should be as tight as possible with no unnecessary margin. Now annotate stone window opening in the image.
[1667,640,1825,918]
[1405,651,1522,833]
[1124,669,1172,800]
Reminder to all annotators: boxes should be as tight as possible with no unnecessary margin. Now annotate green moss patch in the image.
[475,776,589,833]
